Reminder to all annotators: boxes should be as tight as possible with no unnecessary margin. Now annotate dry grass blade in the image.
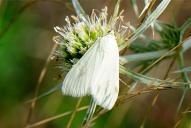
[181,110,191,114]
[26,106,88,128]
[174,106,190,128]
[140,93,159,128]
[138,0,157,27]
[88,109,108,125]
[119,0,171,51]
[25,43,58,127]
[142,41,184,73]
[66,98,83,128]
[140,58,176,127]
[117,85,182,106]
[89,85,182,124]
[120,36,191,65]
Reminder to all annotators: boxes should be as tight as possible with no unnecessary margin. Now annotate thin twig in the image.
[176,49,191,114]
[137,0,157,27]
[140,93,159,128]
[66,98,83,128]
[30,86,169,128]
[27,85,183,128]
[26,106,88,128]
[140,57,176,127]
[173,106,190,128]
[181,110,191,114]
[90,85,183,124]
[174,31,191,126]
[142,41,184,73]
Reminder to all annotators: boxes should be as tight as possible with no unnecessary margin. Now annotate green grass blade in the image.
[71,0,87,21]
[120,36,191,64]
[119,49,169,65]
[180,18,191,34]
[130,0,139,17]
[120,65,187,86]
[173,67,191,73]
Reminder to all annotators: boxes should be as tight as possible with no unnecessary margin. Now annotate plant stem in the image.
[176,47,191,114]
[175,24,191,115]
[66,98,83,128]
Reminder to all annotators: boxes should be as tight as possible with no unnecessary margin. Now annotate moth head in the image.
[99,34,117,53]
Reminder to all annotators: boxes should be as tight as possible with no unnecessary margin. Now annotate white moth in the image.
[62,32,119,110]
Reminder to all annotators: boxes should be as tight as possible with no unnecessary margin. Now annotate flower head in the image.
[53,7,127,70]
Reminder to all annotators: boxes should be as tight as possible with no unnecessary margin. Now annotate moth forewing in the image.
[90,34,119,109]
[62,33,119,109]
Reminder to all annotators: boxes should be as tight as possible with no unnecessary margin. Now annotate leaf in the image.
[157,23,181,49]
[119,0,171,51]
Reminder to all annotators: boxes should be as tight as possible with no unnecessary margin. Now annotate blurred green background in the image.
[0,0,191,128]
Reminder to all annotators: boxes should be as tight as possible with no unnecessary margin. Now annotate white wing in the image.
[62,33,119,110]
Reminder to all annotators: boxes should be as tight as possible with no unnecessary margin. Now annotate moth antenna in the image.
[82,99,97,127]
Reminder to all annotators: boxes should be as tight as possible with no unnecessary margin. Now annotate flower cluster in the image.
[53,7,127,70]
